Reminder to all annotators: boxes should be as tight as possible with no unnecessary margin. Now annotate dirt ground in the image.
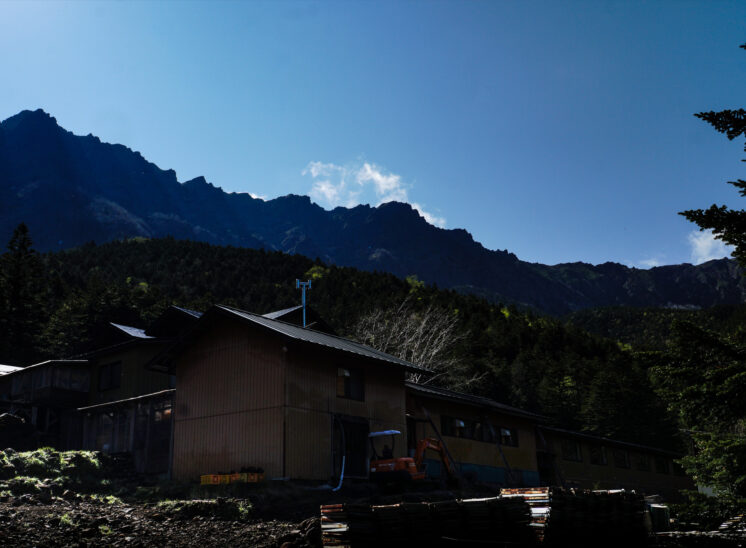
[0,494,314,548]
[0,477,478,547]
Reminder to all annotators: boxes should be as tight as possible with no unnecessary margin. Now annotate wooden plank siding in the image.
[539,430,694,499]
[283,343,407,480]
[89,342,172,405]
[407,392,540,485]
[172,319,287,480]
[170,317,409,481]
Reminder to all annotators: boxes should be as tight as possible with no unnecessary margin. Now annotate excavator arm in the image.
[413,437,456,479]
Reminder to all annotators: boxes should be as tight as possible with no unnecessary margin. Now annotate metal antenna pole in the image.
[295,279,312,327]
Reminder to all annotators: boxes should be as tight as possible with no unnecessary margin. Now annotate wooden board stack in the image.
[500,487,647,546]
[320,496,533,547]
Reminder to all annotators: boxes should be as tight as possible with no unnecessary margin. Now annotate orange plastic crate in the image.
[200,474,221,485]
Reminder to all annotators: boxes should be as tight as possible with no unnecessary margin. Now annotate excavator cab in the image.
[368,430,424,482]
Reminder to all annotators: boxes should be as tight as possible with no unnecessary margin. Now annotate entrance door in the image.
[332,416,369,479]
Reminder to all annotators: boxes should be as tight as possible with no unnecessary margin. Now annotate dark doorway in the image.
[332,416,369,479]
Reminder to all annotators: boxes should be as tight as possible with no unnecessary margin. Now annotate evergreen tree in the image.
[651,322,746,497]
[680,44,746,262]
[0,223,45,365]
[668,42,746,499]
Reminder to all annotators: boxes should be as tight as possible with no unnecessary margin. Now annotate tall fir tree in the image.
[663,42,746,499]
[679,44,746,262]
[0,223,45,365]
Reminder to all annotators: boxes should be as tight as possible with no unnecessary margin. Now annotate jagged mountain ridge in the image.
[1,108,744,315]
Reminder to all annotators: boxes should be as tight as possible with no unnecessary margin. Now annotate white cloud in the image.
[303,160,446,227]
[303,161,337,179]
[688,229,733,265]
[356,162,408,203]
[638,257,662,269]
[310,180,342,204]
[412,202,446,228]
[249,192,267,200]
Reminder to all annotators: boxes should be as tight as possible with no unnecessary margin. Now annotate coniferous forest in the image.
[0,226,698,453]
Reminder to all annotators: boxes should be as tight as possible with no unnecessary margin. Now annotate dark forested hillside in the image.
[0,233,680,450]
[566,304,746,351]
[2,109,745,315]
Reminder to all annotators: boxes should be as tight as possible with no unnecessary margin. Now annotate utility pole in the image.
[296,279,312,327]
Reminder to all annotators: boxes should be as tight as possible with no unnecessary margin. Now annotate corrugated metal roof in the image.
[0,360,89,378]
[262,305,302,319]
[0,364,22,376]
[406,381,545,421]
[217,305,426,371]
[110,322,153,339]
[172,306,202,318]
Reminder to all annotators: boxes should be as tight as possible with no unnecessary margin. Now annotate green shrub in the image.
[670,491,746,531]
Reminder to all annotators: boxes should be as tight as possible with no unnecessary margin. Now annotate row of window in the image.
[560,439,685,475]
[441,415,519,447]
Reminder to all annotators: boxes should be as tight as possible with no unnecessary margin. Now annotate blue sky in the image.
[1,1,745,267]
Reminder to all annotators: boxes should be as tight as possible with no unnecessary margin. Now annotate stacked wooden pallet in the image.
[320,496,533,547]
[501,487,552,542]
[320,503,376,547]
[500,487,647,546]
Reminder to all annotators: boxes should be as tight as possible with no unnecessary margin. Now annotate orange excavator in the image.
[368,430,456,483]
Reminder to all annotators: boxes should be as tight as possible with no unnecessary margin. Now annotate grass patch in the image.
[0,448,105,484]
[155,498,252,521]
[59,513,76,527]
[90,493,122,505]
[7,475,44,495]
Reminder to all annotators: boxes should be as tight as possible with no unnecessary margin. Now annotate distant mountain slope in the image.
[2,108,745,314]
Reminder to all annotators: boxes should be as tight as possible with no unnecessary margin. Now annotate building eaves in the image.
[77,389,175,412]
[110,323,153,339]
[538,425,683,458]
[171,306,202,318]
[0,360,89,378]
[262,305,302,320]
[217,305,426,372]
[0,364,22,376]
[75,337,165,360]
[406,381,546,421]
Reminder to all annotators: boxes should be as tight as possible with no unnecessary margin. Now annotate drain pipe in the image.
[332,415,346,492]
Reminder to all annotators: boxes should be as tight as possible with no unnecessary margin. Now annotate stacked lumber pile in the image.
[320,496,532,547]
[320,504,375,547]
[500,487,647,547]
[655,531,744,547]
[501,487,551,542]
[719,514,746,536]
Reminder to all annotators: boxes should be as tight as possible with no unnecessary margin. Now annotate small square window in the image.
[613,449,630,469]
[561,439,582,462]
[655,456,670,474]
[589,445,607,465]
[336,367,364,401]
[98,362,122,392]
[500,427,519,447]
[634,453,650,472]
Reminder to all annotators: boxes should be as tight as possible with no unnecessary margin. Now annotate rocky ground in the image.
[0,447,326,547]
